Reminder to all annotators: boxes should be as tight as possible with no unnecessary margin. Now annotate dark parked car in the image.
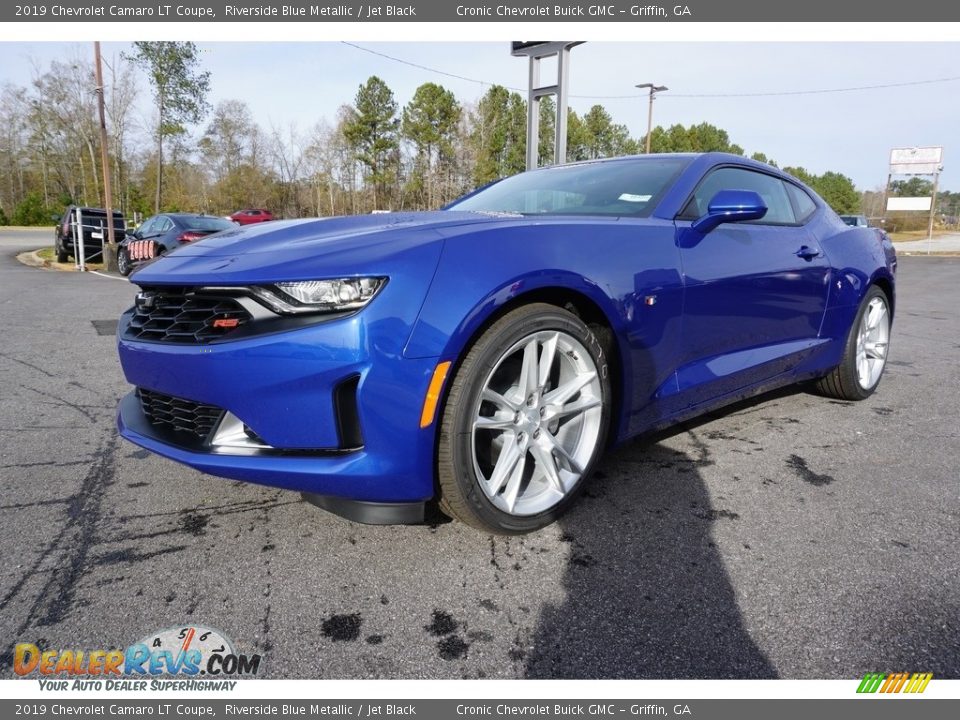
[117,153,896,533]
[118,214,237,276]
[229,209,274,225]
[840,214,869,228]
[54,206,126,263]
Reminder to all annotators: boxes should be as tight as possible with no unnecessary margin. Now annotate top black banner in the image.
[5,0,959,22]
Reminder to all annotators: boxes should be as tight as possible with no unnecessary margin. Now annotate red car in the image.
[229,209,274,225]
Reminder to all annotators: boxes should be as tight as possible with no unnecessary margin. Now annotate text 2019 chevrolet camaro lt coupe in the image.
[116,153,896,534]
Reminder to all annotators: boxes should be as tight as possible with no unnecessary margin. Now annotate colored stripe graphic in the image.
[906,673,933,693]
[857,673,885,693]
[857,672,932,693]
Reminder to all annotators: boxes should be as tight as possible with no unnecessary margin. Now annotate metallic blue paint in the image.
[116,153,896,507]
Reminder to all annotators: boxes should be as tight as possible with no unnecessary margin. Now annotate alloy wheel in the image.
[470,330,603,516]
[855,296,889,390]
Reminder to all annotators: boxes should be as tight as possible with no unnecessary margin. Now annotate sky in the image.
[0,40,956,190]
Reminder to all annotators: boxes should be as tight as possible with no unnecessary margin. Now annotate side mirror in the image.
[691,190,768,234]
[51,214,61,222]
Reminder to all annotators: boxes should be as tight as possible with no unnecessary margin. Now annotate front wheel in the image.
[117,247,132,276]
[816,286,891,400]
[437,304,611,534]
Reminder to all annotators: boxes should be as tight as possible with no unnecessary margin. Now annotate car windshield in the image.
[447,157,691,218]
[78,209,125,229]
[183,216,236,232]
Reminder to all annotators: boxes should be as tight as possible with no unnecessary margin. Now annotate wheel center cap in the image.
[523,409,541,430]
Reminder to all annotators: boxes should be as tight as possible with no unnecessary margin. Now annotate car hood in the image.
[170,212,508,257]
[129,211,513,285]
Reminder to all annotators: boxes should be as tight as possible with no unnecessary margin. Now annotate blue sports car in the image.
[116,153,896,534]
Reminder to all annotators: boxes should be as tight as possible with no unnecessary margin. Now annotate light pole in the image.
[94,41,118,272]
[636,83,668,154]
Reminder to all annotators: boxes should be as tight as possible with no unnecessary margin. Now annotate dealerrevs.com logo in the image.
[13,625,261,691]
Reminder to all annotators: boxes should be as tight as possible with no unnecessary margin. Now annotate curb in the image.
[16,249,54,270]
[16,248,106,272]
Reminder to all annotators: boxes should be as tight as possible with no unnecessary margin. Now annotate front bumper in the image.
[116,309,441,506]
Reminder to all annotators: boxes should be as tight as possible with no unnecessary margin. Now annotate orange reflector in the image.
[419,361,452,429]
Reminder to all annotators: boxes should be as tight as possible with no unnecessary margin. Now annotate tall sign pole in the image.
[927,170,940,255]
[511,42,584,170]
[94,41,118,272]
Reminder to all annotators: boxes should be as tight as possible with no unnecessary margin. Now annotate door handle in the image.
[795,245,821,260]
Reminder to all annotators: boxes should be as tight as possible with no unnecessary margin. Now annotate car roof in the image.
[535,152,786,176]
[162,212,222,218]
[71,206,124,214]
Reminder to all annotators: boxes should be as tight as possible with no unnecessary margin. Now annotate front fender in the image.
[403,221,633,364]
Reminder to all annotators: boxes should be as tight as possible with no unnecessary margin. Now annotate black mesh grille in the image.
[126,287,250,344]
[137,388,224,440]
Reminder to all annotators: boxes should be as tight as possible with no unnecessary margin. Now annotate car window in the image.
[680,167,797,225]
[157,218,174,233]
[786,183,818,223]
[185,216,236,232]
[138,217,158,235]
[447,157,691,218]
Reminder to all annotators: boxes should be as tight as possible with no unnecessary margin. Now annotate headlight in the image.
[251,278,386,315]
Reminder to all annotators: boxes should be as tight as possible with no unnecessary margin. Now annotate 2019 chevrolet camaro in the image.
[116,153,896,534]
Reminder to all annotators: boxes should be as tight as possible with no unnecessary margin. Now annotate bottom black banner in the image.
[2,699,957,720]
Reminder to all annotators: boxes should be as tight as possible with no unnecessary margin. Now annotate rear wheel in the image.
[55,238,69,263]
[437,304,611,534]
[816,286,890,400]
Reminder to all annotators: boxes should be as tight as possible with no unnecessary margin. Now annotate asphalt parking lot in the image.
[0,228,957,680]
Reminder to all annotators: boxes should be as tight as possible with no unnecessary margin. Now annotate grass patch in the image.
[36,246,104,270]
[889,229,953,242]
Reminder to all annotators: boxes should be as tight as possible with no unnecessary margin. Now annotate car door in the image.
[673,166,831,405]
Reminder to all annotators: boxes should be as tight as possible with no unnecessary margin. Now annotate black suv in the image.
[54,206,126,263]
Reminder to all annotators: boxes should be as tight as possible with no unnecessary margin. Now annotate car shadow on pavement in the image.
[524,428,778,678]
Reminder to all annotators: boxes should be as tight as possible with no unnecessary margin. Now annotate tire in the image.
[117,248,132,276]
[437,303,611,534]
[816,285,891,400]
[55,239,69,264]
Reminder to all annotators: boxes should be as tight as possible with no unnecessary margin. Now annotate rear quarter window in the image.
[786,183,818,223]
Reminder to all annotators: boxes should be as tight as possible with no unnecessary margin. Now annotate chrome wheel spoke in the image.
[501,454,527,513]
[530,442,565,494]
[486,440,522,497]
[474,415,516,432]
[482,388,519,412]
[549,396,601,420]
[538,332,559,388]
[518,339,540,399]
[864,341,887,360]
[544,371,597,406]
[867,304,887,331]
[541,431,583,476]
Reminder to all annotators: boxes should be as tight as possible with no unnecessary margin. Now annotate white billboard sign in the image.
[887,196,933,212]
[889,146,943,175]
